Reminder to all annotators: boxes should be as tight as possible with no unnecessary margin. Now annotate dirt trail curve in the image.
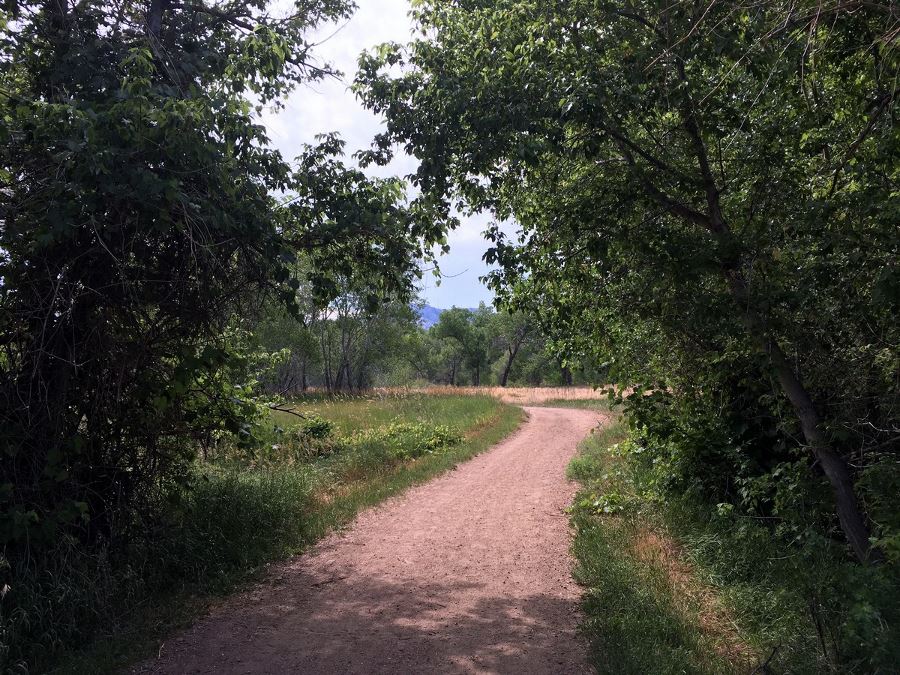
[138,407,601,675]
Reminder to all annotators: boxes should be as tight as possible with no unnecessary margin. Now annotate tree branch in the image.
[614,140,712,227]
[827,92,894,197]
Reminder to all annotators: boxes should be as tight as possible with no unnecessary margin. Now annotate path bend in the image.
[139,406,601,674]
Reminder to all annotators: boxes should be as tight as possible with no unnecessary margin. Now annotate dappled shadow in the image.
[136,405,599,674]
[142,569,588,674]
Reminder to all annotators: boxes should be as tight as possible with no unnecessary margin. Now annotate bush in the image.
[298,415,333,439]
[571,420,900,673]
[347,422,462,460]
[0,465,317,673]
[614,391,900,673]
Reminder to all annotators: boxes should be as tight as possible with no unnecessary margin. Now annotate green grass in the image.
[268,390,495,435]
[33,394,522,674]
[569,419,746,675]
[569,418,900,674]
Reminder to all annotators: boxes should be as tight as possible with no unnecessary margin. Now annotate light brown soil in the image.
[136,406,600,674]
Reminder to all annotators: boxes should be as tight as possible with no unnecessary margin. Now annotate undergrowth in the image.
[570,420,740,675]
[3,393,522,674]
[569,418,900,674]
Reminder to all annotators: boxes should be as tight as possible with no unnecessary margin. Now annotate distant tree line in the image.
[251,273,601,394]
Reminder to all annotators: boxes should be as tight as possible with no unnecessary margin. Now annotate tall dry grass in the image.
[354,385,616,405]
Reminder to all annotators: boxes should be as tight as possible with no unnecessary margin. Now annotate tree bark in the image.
[500,343,521,387]
[499,357,513,387]
[723,270,879,563]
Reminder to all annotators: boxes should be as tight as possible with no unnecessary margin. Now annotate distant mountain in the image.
[416,305,443,329]
[415,305,484,329]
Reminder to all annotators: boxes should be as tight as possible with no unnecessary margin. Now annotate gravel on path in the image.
[138,406,602,675]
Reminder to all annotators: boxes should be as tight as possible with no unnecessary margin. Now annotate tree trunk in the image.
[723,269,879,563]
[321,334,332,392]
[499,359,512,387]
[300,357,307,392]
[500,343,521,387]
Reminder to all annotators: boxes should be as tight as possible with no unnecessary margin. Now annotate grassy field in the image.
[44,393,522,674]
[268,390,502,435]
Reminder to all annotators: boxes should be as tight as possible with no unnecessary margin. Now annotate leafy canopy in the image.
[0,0,441,549]
[355,0,899,562]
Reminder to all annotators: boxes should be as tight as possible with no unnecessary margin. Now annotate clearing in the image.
[137,406,601,674]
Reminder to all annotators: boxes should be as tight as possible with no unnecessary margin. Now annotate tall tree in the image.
[356,1,899,562]
[0,1,435,550]
[433,306,490,385]
[489,311,533,387]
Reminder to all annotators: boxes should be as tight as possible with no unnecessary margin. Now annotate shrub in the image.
[347,422,462,460]
[615,393,900,672]
[298,415,333,439]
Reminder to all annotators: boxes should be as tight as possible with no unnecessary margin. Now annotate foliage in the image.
[298,415,334,440]
[431,305,492,385]
[0,1,454,670]
[0,0,434,566]
[616,390,900,670]
[348,422,462,460]
[251,291,598,391]
[355,0,899,561]
[313,284,421,391]
[571,419,900,673]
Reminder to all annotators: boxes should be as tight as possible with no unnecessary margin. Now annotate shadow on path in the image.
[154,570,586,674]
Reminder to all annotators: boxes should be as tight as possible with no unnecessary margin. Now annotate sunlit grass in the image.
[269,391,502,435]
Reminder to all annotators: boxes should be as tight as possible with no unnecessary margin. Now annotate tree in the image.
[0,1,431,552]
[488,311,533,387]
[356,1,899,562]
[433,306,490,385]
[313,280,420,391]
[253,266,322,395]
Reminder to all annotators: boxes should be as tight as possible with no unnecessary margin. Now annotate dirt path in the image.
[138,407,601,674]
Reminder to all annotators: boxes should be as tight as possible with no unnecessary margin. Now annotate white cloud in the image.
[264,0,512,308]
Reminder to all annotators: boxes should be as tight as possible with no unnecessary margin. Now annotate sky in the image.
[262,0,504,309]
